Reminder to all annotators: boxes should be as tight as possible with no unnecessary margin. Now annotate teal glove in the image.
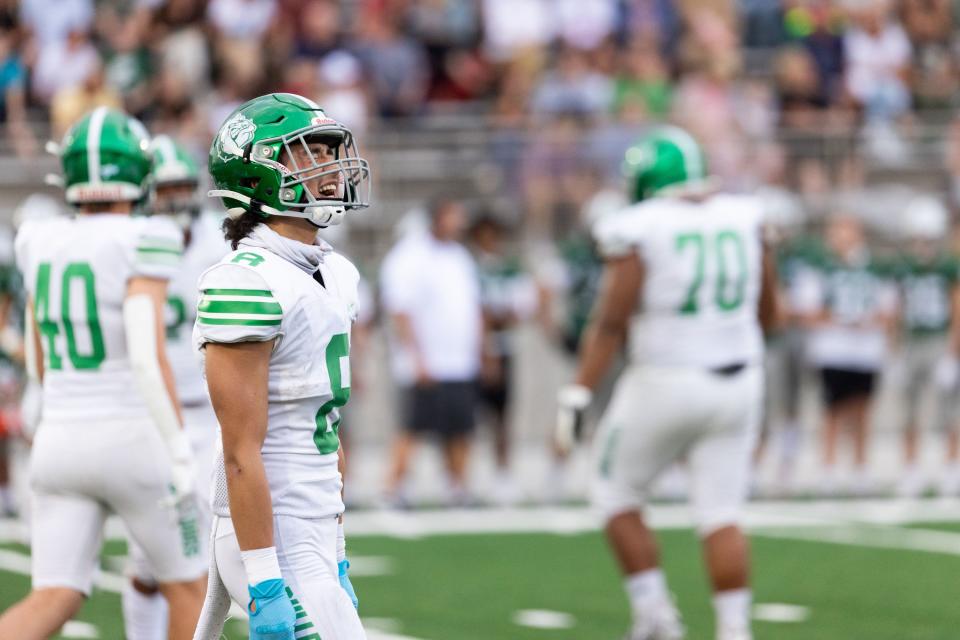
[248,578,296,640]
[338,559,359,609]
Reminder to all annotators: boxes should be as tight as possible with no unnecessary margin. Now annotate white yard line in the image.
[752,522,960,556]
[513,609,576,629]
[4,499,960,543]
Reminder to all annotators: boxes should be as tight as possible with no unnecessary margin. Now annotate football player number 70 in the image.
[34,261,106,371]
[675,230,747,314]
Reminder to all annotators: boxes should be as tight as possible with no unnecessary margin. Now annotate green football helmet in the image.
[623,126,714,203]
[55,107,153,205]
[208,93,370,227]
[149,134,201,223]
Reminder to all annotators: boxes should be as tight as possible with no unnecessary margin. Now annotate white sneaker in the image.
[627,601,685,640]
[716,626,752,640]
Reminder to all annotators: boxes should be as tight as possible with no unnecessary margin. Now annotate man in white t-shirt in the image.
[381,198,482,505]
[844,1,912,121]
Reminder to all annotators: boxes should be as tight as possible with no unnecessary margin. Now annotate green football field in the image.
[2,509,960,639]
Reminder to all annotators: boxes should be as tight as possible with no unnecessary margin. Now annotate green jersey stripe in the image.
[198,316,281,326]
[202,288,273,297]
[198,299,282,315]
[137,246,183,256]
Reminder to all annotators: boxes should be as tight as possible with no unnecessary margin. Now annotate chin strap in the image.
[208,189,346,226]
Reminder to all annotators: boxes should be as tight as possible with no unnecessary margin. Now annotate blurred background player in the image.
[0,107,205,639]
[192,94,369,640]
[121,134,228,640]
[381,197,482,507]
[557,127,779,640]
[470,213,537,505]
[755,194,809,495]
[793,214,897,495]
[889,196,960,496]
[0,222,23,517]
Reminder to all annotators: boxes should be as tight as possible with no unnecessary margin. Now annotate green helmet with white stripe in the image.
[622,126,713,203]
[149,134,201,224]
[151,134,200,187]
[57,107,152,205]
[208,93,371,227]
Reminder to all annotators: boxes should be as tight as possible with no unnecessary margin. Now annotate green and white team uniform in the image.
[165,212,229,480]
[16,213,205,593]
[14,107,205,595]
[792,249,897,373]
[591,192,764,535]
[891,253,960,432]
[195,236,364,637]
[190,94,371,640]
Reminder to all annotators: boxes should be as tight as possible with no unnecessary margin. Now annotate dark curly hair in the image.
[222,210,262,249]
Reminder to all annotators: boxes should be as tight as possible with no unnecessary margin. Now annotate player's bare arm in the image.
[205,339,275,552]
[757,242,782,335]
[25,297,43,383]
[574,253,643,391]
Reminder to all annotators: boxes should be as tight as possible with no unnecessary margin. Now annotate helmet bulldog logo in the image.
[217,113,256,161]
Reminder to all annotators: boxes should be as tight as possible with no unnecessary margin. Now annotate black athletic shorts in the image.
[479,356,512,415]
[819,367,876,407]
[404,381,477,440]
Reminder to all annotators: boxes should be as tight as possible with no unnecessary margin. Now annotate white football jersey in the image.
[15,213,183,424]
[194,244,359,519]
[165,212,229,405]
[594,193,765,368]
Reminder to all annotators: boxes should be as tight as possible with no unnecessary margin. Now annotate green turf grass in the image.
[2,527,960,639]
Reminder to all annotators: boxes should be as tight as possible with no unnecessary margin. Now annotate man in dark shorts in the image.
[792,215,896,495]
[381,198,483,506]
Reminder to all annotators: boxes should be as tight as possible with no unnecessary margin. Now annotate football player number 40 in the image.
[34,261,106,370]
[675,230,747,314]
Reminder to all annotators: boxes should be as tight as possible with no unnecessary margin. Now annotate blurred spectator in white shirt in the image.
[31,28,99,105]
[844,0,911,122]
[20,0,92,47]
[207,0,276,40]
[481,0,552,62]
[555,0,617,51]
[381,198,482,506]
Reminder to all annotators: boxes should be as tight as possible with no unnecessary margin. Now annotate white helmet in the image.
[902,195,948,239]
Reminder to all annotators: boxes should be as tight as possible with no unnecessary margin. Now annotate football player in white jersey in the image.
[0,108,206,638]
[191,94,370,640]
[122,135,229,640]
[556,127,779,640]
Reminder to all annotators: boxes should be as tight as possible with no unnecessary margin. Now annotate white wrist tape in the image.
[557,384,593,410]
[241,546,282,586]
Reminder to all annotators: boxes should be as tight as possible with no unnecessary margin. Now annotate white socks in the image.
[625,569,669,612]
[121,581,168,640]
[713,588,751,633]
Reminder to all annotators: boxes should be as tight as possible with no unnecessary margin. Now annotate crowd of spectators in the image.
[0,0,959,229]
